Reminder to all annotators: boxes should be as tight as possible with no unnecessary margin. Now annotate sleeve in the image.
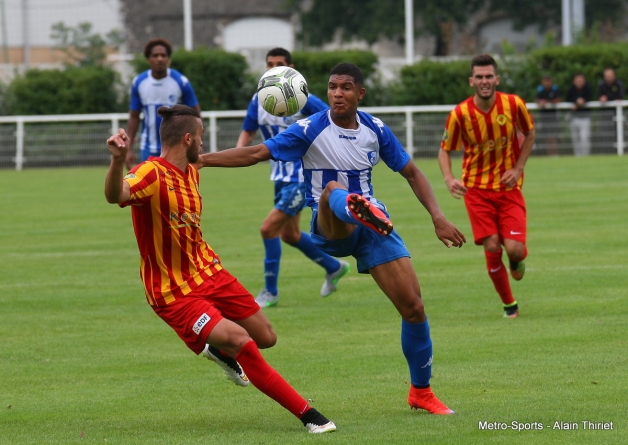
[440,110,463,152]
[180,75,199,108]
[301,94,329,115]
[515,96,534,132]
[376,123,411,172]
[119,163,159,208]
[242,95,260,132]
[264,119,312,162]
[584,84,593,102]
[597,80,605,97]
[565,86,575,103]
[129,76,142,112]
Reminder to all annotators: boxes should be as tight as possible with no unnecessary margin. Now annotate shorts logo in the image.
[192,313,211,335]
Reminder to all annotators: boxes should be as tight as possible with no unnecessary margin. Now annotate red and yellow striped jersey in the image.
[440,91,534,191]
[120,157,222,306]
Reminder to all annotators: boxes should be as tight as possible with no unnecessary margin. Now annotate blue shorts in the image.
[309,202,410,274]
[274,181,307,217]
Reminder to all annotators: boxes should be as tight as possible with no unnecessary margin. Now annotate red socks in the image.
[235,340,310,418]
[484,249,515,305]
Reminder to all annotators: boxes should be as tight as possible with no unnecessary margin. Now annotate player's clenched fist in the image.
[107,128,129,160]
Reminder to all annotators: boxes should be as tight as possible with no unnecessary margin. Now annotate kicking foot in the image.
[255,289,279,308]
[301,408,337,433]
[320,260,350,297]
[202,344,250,387]
[347,194,393,236]
[407,386,454,415]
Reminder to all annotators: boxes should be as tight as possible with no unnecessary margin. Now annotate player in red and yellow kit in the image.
[104,104,335,433]
[438,54,535,318]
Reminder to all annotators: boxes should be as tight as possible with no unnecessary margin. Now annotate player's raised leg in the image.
[370,257,454,415]
[205,318,336,433]
[318,181,392,239]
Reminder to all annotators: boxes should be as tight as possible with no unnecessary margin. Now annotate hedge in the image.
[4,66,122,115]
[131,48,255,111]
[395,43,628,105]
[290,50,382,106]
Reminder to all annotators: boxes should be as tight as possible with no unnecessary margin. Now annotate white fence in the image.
[0,101,625,170]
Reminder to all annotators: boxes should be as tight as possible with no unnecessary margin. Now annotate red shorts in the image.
[151,269,260,354]
[463,188,527,245]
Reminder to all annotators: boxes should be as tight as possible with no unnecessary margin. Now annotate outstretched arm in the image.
[399,161,466,248]
[105,129,131,204]
[197,143,272,168]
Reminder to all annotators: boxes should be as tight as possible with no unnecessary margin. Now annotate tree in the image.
[488,0,626,33]
[50,22,123,67]
[288,0,483,56]
[288,0,626,56]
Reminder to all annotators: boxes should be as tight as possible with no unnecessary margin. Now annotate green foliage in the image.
[508,43,628,101]
[394,43,628,105]
[288,0,483,55]
[50,21,123,67]
[292,50,384,106]
[493,0,624,31]
[131,47,255,111]
[4,66,122,115]
[394,59,471,105]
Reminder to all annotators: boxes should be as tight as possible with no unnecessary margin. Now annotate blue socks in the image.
[401,318,433,387]
[263,237,281,295]
[328,189,358,224]
[290,232,340,274]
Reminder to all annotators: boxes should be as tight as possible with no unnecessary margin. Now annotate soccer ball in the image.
[257,66,309,117]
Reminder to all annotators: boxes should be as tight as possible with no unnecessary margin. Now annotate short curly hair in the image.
[144,38,172,58]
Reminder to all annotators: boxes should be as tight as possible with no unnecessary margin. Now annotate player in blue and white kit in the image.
[198,63,466,415]
[125,39,200,169]
[237,48,349,307]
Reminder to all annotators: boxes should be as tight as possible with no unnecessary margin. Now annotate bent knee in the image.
[255,329,277,349]
[399,298,426,324]
[280,230,301,245]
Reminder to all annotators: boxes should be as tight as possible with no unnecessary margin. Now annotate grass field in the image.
[1,155,626,444]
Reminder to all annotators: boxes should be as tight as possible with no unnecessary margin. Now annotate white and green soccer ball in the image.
[257,66,309,117]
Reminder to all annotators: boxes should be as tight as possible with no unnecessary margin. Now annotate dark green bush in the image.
[131,47,255,111]
[291,50,383,106]
[513,43,628,102]
[395,43,628,105]
[394,59,471,105]
[5,66,121,115]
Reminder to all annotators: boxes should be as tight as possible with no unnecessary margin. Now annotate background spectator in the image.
[566,73,593,156]
[535,75,561,156]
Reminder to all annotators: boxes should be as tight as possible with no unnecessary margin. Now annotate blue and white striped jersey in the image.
[130,69,199,156]
[264,110,411,208]
[242,92,328,183]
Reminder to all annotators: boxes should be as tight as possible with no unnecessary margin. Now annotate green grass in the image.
[0,156,626,444]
